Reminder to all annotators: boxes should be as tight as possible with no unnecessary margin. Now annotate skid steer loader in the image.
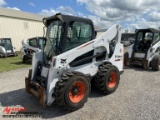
[124,28,160,71]
[0,38,17,57]
[25,13,124,110]
[20,37,46,63]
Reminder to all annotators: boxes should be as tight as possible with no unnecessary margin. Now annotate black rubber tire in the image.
[54,72,91,110]
[151,55,160,71]
[124,52,130,66]
[94,64,120,94]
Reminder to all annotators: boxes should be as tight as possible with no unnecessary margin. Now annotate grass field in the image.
[0,54,31,72]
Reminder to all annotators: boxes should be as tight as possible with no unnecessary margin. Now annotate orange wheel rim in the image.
[69,81,86,103]
[107,72,117,88]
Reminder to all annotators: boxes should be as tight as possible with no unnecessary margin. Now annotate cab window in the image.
[29,38,38,47]
[153,32,160,45]
[65,21,92,51]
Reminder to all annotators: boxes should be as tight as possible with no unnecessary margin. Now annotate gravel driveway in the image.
[0,66,160,120]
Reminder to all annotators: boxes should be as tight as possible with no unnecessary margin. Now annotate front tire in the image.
[54,72,91,110]
[95,64,120,94]
[151,55,160,71]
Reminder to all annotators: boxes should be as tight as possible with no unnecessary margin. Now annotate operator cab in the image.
[125,28,160,70]
[43,13,96,60]
[21,37,46,62]
[28,37,46,50]
[134,28,160,52]
[0,38,13,51]
[0,38,17,57]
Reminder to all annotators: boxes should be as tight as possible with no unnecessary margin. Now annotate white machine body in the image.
[30,24,123,105]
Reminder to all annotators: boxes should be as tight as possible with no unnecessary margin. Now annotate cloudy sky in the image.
[1,0,160,32]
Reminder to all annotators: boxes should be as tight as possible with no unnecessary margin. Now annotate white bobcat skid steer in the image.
[25,13,124,110]
[21,37,46,63]
[0,38,17,57]
[125,28,160,71]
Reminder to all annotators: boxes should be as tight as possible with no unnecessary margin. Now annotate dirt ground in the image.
[0,66,160,120]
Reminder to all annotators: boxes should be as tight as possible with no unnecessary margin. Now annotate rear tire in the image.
[54,72,91,110]
[95,64,120,94]
[151,55,160,71]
